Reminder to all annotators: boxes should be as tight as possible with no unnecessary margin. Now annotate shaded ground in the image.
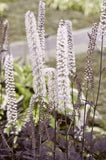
[4,0,99,42]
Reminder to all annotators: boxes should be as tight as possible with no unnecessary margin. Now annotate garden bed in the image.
[0,1,106,159]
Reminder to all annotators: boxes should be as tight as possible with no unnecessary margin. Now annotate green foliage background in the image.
[0,0,15,2]
[44,0,101,15]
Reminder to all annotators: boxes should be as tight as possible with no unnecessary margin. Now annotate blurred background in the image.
[0,0,101,42]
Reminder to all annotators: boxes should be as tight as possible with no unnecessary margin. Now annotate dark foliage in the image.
[0,120,106,160]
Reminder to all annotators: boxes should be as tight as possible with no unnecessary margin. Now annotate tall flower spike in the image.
[25,11,46,99]
[1,20,10,65]
[87,23,98,54]
[56,20,72,112]
[0,18,3,51]
[4,54,17,126]
[38,1,46,63]
[98,0,106,46]
[84,23,98,88]
[3,20,10,53]
[65,20,76,76]
[44,68,58,108]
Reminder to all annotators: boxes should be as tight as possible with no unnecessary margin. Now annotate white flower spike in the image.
[56,20,72,112]
[65,20,76,76]
[25,11,46,99]
[38,1,46,63]
[5,54,17,126]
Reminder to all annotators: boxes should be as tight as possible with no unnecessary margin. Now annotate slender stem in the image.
[53,103,56,160]
[37,102,42,160]
[0,127,12,152]
[10,133,15,160]
[81,82,88,160]
[71,81,74,107]
[91,35,103,135]
[37,124,41,160]
[30,115,36,159]
[38,124,41,160]
[71,81,75,142]
[0,21,3,108]
[11,145,14,160]
[44,120,50,140]
[0,52,2,107]
[64,102,68,160]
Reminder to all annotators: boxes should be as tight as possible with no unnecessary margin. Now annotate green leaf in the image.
[49,115,56,128]
[13,136,18,144]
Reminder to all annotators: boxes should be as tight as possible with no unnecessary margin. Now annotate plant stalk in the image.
[64,102,68,160]
[53,103,57,160]
[71,81,75,142]
[30,115,36,159]
[81,81,88,160]
[91,34,104,136]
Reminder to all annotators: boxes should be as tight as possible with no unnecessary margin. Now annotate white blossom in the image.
[25,11,46,99]
[97,0,106,46]
[3,20,10,52]
[84,23,98,88]
[56,20,72,112]
[4,54,17,126]
[65,20,76,76]
[44,68,58,108]
[38,1,46,63]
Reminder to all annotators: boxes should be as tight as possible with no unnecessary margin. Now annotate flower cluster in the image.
[44,68,57,108]
[25,11,46,99]
[25,10,46,123]
[98,0,106,46]
[3,20,10,52]
[65,20,76,76]
[4,54,17,126]
[100,0,106,35]
[84,23,98,88]
[87,23,98,54]
[0,19,3,50]
[56,20,72,112]
[38,1,46,63]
